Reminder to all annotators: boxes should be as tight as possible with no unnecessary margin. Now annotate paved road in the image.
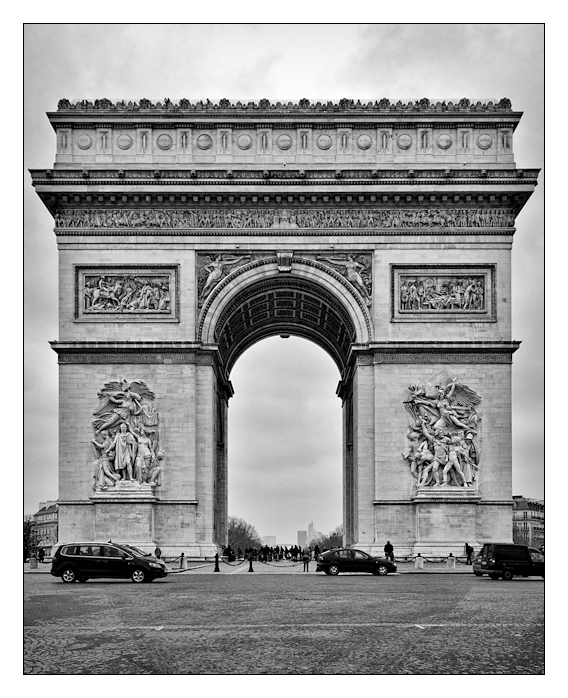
[24,572,544,675]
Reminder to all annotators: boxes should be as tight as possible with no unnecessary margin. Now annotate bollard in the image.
[414,554,424,570]
[248,555,254,572]
[29,557,38,570]
[446,553,456,570]
[214,553,220,572]
[180,552,187,570]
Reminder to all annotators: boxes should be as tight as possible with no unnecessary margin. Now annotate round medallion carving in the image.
[436,134,453,150]
[477,133,493,150]
[196,134,213,150]
[116,134,133,150]
[397,134,413,150]
[277,134,293,150]
[317,134,332,150]
[157,134,173,150]
[237,134,253,150]
[357,134,372,150]
[76,134,93,150]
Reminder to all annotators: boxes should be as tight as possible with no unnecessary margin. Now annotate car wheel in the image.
[502,570,514,581]
[489,573,500,580]
[473,571,482,577]
[377,565,388,576]
[131,568,146,583]
[328,564,339,576]
[61,567,77,583]
[78,577,89,583]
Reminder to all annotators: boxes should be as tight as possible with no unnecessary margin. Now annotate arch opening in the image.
[227,336,343,545]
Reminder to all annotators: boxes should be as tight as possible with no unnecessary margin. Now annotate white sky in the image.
[23,24,544,544]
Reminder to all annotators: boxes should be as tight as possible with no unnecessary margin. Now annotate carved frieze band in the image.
[373,353,512,363]
[75,266,179,322]
[55,207,515,230]
[391,265,496,322]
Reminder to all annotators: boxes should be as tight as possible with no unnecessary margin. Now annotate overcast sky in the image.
[23,24,544,544]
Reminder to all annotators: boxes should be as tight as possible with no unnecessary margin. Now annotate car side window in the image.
[529,551,544,563]
[339,550,350,558]
[352,551,367,559]
[103,546,122,558]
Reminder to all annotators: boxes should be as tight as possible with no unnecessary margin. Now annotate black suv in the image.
[316,548,397,576]
[51,542,168,583]
[479,543,544,580]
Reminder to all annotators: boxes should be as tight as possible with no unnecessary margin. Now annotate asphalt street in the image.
[24,566,544,675]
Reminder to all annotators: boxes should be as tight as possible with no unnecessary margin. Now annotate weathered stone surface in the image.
[31,99,538,557]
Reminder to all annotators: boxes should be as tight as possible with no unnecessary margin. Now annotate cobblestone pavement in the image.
[24,568,543,675]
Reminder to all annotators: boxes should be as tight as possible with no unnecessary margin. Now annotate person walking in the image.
[465,543,473,564]
[154,546,162,559]
[384,541,394,562]
[302,546,311,572]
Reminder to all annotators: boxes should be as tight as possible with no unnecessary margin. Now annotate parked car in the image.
[472,551,483,576]
[316,548,397,576]
[478,543,544,580]
[51,542,168,583]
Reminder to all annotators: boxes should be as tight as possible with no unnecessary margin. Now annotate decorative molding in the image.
[54,207,516,230]
[74,265,179,322]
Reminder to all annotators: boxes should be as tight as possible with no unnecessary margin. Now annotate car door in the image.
[528,549,545,576]
[77,545,103,577]
[337,549,353,572]
[350,550,372,574]
[100,545,127,577]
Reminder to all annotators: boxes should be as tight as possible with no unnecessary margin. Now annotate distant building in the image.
[307,521,322,543]
[33,501,59,555]
[297,531,307,548]
[263,536,276,546]
[512,496,544,548]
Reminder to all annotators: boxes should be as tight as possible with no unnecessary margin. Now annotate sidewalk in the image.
[25,559,475,575]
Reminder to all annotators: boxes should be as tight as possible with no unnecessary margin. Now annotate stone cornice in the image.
[52,97,516,115]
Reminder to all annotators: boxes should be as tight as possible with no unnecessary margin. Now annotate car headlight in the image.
[149,562,163,568]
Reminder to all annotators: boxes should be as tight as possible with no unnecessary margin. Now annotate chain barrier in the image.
[259,559,305,568]
[220,558,248,567]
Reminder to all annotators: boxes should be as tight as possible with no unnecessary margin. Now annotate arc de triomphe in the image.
[31,97,538,558]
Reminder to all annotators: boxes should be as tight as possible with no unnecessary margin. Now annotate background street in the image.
[24,567,544,675]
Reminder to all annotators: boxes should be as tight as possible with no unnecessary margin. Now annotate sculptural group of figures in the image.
[55,207,515,230]
[84,275,170,313]
[402,370,481,487]
[91,379,163,491]
[400,276,485,312]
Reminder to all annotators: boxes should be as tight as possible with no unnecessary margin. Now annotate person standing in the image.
[465,543,473,564]
[384,541,394,561]
[302,546,311,572]
[154,546,161,559]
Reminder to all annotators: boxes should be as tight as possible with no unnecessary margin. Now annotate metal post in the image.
[214,553,220,572]
[248,555,254,572]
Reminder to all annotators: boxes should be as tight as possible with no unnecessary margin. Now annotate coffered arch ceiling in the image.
[209,276,359,377]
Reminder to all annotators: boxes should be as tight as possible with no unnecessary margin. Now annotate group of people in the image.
[223,544,322,569]
[400,277,485,312]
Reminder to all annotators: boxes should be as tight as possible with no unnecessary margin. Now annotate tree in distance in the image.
[310,524,344,551]
[228,516,263,551]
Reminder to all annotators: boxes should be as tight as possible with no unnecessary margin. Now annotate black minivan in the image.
[479,543,544,580]
[51,542,168,583]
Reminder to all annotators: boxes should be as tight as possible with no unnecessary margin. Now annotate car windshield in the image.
[118,545,151,557]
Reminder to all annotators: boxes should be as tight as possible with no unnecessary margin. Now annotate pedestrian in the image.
[314,544,320,559]
[465,543,473,565]
[302,546,311,572]
[37,549,45,563]
[384,540,394,562]
[154,546,162,559]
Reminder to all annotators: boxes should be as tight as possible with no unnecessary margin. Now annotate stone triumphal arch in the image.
[31,97,538,558]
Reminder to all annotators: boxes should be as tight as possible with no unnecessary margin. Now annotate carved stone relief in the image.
[402,370,481,488]
[55,207,516,230]
[91,378,163,492]
[316,254,372,306]
[197,254,251,306]
[399,274,485,312]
